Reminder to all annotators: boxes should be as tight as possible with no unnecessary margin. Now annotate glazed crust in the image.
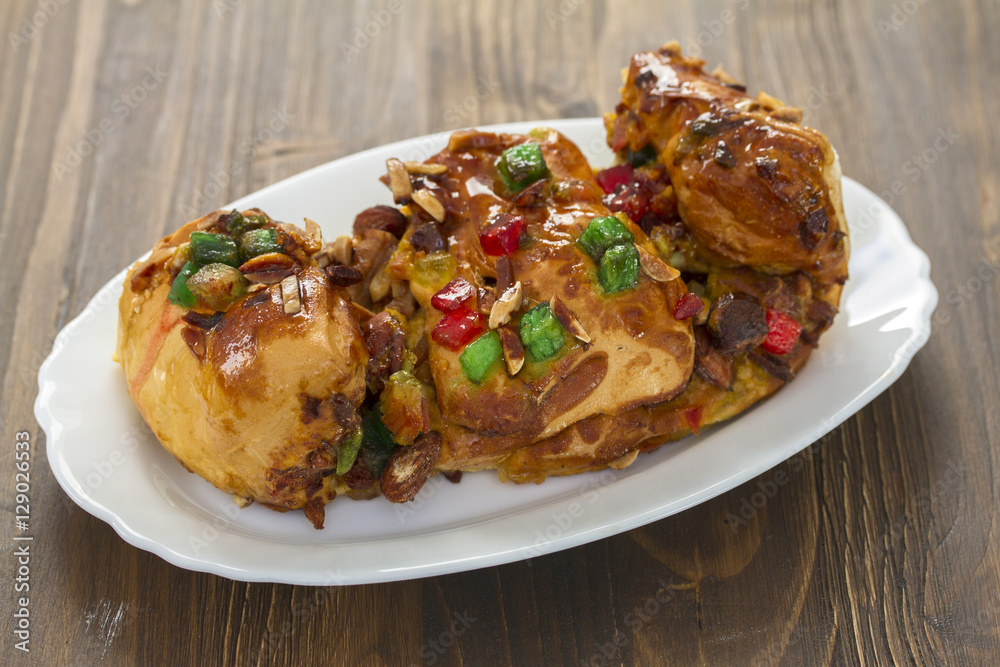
[405,129,694,471]
[117,210,368,521]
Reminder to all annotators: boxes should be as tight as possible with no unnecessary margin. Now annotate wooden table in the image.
[3,1,998,664]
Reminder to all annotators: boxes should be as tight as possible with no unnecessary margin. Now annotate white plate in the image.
[36,119,937,585]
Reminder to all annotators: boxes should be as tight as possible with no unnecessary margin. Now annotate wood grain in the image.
[2,0,999,665]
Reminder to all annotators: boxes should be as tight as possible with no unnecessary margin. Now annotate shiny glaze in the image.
[407,129,694,465]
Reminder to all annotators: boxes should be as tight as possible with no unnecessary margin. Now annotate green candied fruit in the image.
[460,331,502,383]
[519,302,565,362]
[625,143,657,167]
[359,407,398,478]
[167,261,199,308]
[225,210,268,236]
[598,243,640,294]
[496,142,549,192]
[238,228,284,261]
[336,428,364,476]
[577,216,635,262]
[189,231,241,267]
[186,262,248,311]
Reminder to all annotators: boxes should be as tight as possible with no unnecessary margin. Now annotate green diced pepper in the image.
[577,216,635,262]
[186,262,248,311]
[336,428,364,476]
[460,330,502,383]
[189,231,240,267]
[238,228,284,261]
[598,243,640,293]
[519,303,565,362]
[359,407,398,478]
[496,142,549,192]
[167,261,199,308]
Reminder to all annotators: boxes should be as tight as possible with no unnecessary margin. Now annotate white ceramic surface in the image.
[36,119,937,585]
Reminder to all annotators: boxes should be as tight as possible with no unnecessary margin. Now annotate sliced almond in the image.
[499,325,525,376]
[240,252,296,284]
[232,495,253,508]
[369,266,391,302]
[332,235,353,266]
[607,449,640,470]
[768,106,803,123]
[447,130,500,153]
[313,245,334,268]
[477,287,496,316]
[549,295,590,343]
[403,161,448,176]
[635,243,681,283]
[489,281,523,329]
[495,255,514,294]
[280,274,301,314]
[411,189,445,222]
[386,158,412,204]
[303,218,323,253]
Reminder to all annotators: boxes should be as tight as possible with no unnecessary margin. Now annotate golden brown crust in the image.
[404,129,694,470]
[117,210,368,518]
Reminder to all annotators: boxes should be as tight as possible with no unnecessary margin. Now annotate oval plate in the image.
[36,119,937,585]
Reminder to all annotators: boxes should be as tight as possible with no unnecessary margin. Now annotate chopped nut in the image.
[326,265,364,287]
[447,130,500,153]
[303,218,323,253]
[496,255,514,293]
[314,245,334,268]
[332,235,353,265]
[386,158,412,204]
[694,297,710,325]
[353,205,407,238]
[489,281,523,329]
[607,450,639,470]
[477,287,496,316]
[549,295,590,343]
[769,106,803,123]
[240,252,296,284]
[411,189,446,222]
[755,91,786,111]
[635,243,681,283]
[499,325,525,375]
[380,431,442,503]
[280,274,301,314]
[403,161,448,175]
[232,495,253,508]
[169,243,191,272]
[369,266,391,302]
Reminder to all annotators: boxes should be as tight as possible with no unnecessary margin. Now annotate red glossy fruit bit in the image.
[684,406,702,435]
[673,293,704,320]
[431,277,476,312]
[603,183,650,222]
[479,214,525,256]
[431,307,485,351]
[595,163,635,194]
[761,309,803,355]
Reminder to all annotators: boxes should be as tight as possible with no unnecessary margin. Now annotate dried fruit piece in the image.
[380,431,442,503]
[761,309,803,355]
